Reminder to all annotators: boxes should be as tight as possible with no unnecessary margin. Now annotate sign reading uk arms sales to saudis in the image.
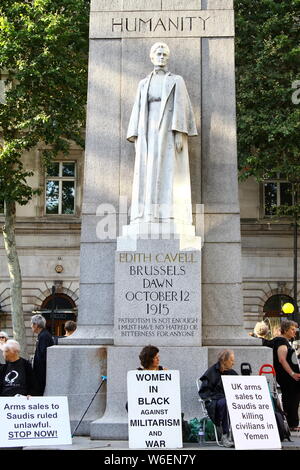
[0,396,72,447]
[222,376,281,450]
[127,369,182,449]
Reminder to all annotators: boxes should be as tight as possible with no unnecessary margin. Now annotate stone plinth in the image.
[90,346,208,439]
[90,344,273,440]
[45,346,107,435]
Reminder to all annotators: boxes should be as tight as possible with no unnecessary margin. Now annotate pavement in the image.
[18,429,300,452]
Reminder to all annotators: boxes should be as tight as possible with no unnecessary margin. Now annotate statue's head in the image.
[150,42,170,67]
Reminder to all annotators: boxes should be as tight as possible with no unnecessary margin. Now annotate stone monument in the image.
[45,0,272,439]
[114,41,202,349]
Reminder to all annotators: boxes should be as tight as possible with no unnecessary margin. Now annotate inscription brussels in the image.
[112,15,211,33]
[117,251,199,339]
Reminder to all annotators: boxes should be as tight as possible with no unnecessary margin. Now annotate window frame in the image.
[262,173,294,218]
[45,161,77,216]
[37,148,83,219]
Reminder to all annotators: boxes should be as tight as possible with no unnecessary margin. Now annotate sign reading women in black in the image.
[127,370,182,449]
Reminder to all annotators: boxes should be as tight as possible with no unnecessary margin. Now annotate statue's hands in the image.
[175,132,183,153]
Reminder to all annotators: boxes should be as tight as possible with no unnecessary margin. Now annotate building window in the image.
[45,162,76,215]
[263,174,293,217]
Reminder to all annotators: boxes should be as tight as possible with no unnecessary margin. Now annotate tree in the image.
[235,0,300,182]
[235,0,300,316]
[0,0,89,356]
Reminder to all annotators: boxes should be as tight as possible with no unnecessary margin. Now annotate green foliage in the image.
[235,0,300,189]
[0,0,89,204]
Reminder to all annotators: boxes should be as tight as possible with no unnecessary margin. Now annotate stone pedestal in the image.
[90,346,208,439]
[90,344,272,440]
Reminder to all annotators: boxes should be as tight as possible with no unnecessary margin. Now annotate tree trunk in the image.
[2,200,28,358]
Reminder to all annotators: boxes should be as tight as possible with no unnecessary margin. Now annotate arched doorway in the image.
[263,293,295,337]
[39,293,77,336]
[263,294,294,317]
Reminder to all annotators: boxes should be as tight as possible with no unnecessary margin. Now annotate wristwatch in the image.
[291,372,295,377]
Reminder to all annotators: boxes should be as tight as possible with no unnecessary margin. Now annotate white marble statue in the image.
[127,42,198,226]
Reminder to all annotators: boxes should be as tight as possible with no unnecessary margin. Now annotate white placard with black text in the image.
[222,375,281,450]
[127,369,182,449]
[0,396,72,447]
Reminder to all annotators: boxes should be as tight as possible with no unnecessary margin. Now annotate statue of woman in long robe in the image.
[127,43,198,227]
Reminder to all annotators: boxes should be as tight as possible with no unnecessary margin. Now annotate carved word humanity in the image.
[112,15,211,33]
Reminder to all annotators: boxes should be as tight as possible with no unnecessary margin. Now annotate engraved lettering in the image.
[139,18,153,32]
[126,17,137,32]
[199,16,211,31]
[112,18,123,32]
[153,18,167,32]
[168,18,179,31]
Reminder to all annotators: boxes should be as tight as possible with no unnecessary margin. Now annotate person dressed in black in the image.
[199,349,238,448]
[0,340,39,396]
[31,314,54,395]
[272,319,300,430]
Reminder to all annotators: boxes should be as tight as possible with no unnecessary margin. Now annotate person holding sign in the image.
[198,350,238,448]
[0,340,39,397]
[138,345,167,371]
[126,345,167,412]
[272,320,300,430]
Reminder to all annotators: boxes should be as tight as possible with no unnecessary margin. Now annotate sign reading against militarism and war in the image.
[127,370,182,449]
[0,396,72,447]
[222,376,281,450]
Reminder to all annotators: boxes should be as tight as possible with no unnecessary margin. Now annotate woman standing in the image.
[272,320,300,430]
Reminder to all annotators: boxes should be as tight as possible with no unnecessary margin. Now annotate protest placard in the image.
[127,369,182,449]
[0,396,72,447]
[222,375,281,450]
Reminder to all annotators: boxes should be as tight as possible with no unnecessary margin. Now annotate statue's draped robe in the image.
[127,71,197,224]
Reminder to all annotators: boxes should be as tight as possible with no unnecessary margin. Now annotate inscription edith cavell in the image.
[90,10,234,38]
[114,250,201,346]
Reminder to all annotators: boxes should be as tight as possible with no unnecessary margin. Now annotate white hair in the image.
[3,339,20,354]
[254,321,269,338]
[0,331,9,339]
[150,42,170,60]
[31,314,46,329]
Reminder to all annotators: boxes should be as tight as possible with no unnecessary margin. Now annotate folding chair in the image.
[196,378,223,446]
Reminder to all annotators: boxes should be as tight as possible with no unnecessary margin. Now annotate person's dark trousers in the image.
[280,384,300,428]
[215,398,229,434]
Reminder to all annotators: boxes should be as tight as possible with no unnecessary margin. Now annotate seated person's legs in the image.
[215,398,229,435]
